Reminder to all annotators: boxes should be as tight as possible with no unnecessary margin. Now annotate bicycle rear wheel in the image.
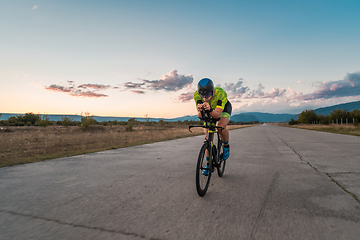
[217,140,226,177]
[196,143,211,197]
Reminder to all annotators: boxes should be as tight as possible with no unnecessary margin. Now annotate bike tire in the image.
[196,143,211,197]
[217,141,226,177]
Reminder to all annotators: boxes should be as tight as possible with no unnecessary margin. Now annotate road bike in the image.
[189,111,226,197]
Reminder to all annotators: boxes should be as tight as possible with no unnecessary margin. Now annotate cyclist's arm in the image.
[195,100,204,118]
[201,102,223,119]
[210,89,227,119]
[210,107,223,119]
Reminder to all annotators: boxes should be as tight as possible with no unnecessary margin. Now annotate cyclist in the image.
[194,78,232,175]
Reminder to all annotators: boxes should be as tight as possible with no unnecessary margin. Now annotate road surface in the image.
[1,124,360,239]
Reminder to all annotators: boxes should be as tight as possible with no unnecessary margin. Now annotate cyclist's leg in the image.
[217,116,229,144]
[203,127,216,175]
[217,113,230,160]
[204,128,214,158]
[203,128,210,175]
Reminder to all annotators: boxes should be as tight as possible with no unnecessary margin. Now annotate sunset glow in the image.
[1,1,360,118]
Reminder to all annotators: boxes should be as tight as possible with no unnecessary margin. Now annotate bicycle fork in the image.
[207,131,217,172]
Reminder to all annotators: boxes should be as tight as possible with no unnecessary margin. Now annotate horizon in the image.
[1,1,360,118]
[2,99,359,119]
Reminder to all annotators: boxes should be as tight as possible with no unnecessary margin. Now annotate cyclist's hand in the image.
[197,104,204,112]
[202,102,211,111]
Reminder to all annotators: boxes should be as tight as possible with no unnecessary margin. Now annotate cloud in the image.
[143,69,193,91]
[32,5,38,10]
[296,72,360,101]
[218,81,286,100]
[70,91,108,98]
[221,80,250,99]
[44,82,111,98]
[174,71,360,116]
[123,69,194,94]
[45,84,72,93]
[131,90,145,94]
[216,72,359,102]
[78,84,111,90]
[124,82,145,89]
[176,78,288,104]
[263,88,287,99]
[177,92,194,102]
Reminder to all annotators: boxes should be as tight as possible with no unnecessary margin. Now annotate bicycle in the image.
[189,110,226,197]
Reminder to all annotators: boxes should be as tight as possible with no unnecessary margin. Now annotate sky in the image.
[1,0,360,118]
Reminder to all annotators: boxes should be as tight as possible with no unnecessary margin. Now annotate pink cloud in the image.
[78,84,111,90]
[45,84,72,93]
[44,82,111,98]
[131,90,145,94]
[295,72,360,101]
[143,69,194,91]
[177,92,193,102]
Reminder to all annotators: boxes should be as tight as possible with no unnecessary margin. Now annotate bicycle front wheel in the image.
[217,141,226,177]
[196,143,211,197]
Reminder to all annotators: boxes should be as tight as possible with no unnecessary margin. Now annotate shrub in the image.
[81,112,97,131]
[0,120,9,126]
[126,122,134,131]
[289,119,299,125]
[23,112,41,125]
[62,115,74,127]
[298,110,318,124]
[37,115,50,127]
[158,119,165,126]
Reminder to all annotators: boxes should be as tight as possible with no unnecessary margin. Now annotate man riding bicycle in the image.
[194,78,232,175]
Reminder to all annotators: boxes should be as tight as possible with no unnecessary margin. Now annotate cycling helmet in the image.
[197,78,214,96]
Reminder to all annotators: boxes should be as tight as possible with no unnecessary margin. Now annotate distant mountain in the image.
[0,114,142,122]
[238,112,298,123]
[313,100,360,116]
[0,113,197,123]
[230,114,260,122]
[165,115,199,122]
[169,112,297,123]
[1,100,359,123]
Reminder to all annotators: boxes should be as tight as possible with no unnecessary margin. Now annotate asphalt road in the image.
[1,124,360,240]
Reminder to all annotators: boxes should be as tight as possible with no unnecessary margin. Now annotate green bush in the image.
[298,110,318,124]
[81,112,97,131]
[288,119,299,125]
[126,122,134,131]
[23,112,41,125]
[62,115,74,127]
[158,119,165,126]
[37,115,50,127]
[0,120,9,126]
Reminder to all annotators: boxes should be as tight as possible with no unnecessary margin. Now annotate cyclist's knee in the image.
[217,117,229,128]
[217,122,228,129]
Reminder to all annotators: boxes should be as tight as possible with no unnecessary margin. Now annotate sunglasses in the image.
[201,92,212,98]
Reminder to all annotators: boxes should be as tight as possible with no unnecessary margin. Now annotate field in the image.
[0,123,250,168]
[276,123,360,136]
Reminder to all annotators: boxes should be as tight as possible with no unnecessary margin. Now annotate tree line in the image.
[1,112,260,128]
[289,109,360,125]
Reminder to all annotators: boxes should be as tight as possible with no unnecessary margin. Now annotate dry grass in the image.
[0,124,250,168]
[276,123,360,137]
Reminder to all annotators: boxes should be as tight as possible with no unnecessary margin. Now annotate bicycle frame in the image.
[189,119,224,171]
[190,111,226,196]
